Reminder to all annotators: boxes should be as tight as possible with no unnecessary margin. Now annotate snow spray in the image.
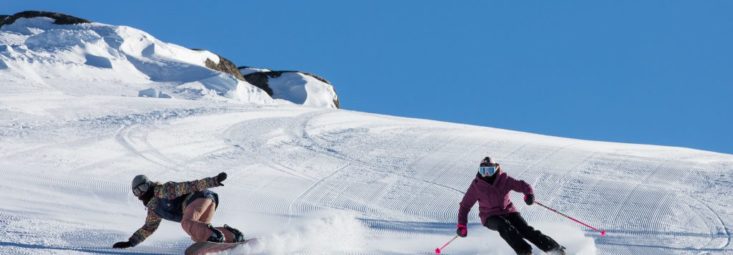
[239,211,367,254]
[434,235,458,254]
[536,201,606,236]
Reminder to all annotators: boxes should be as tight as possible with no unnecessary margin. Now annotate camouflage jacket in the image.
[128,177,220,246]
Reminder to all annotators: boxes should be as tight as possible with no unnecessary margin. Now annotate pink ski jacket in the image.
[457,171,534,226]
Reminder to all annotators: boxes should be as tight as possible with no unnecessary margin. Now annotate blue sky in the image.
[4,1,732,154]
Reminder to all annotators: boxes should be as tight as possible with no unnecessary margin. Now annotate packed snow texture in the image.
[1,16,733,255]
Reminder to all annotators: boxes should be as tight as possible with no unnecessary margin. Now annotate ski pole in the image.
[434,235,458,254]
[535,201,606,236]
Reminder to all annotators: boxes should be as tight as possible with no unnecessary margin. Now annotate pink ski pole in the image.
[434,235,458,254]
[535,201,606,236]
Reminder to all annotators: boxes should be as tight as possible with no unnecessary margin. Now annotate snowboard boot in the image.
[223,224,245,243]
[207,224,225,243]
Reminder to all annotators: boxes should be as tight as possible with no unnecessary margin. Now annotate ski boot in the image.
[207,224,225,243]
[223,224,245,242]
[548,245,566,255]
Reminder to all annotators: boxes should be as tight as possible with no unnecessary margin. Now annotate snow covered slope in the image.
[1,12,732,255]
[0,12,337,107]
[240,67,340,109]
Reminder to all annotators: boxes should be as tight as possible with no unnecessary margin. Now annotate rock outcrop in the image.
[0,11,90,28]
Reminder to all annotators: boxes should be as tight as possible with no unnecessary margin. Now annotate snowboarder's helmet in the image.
[131,175,151,197]
[478,156,499,177]
[480,156,497,167]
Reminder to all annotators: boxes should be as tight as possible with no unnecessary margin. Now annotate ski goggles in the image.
[479,165,499,176]
[133,182,150,197]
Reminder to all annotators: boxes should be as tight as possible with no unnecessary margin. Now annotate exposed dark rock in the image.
[203,54,245,81]
[300,72,331,84]
[184,51,335,106]
[241,72,274,95]
[0,11,90,28]
[333,94,340,108]
[239,66,330,85]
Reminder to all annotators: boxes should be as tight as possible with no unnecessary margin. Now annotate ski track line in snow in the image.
[0,170,175,254]
[288,112,442,221]
[299,116,569,225]
[115,124,183,171]
[304,116,469,192]
[299,110,355,161]
[572,155,631,215]
[109,107,237,172]
[403,137,496,222]
[339,140,465,221]
[285,113,468,224]
[515,141,576,179]
[0,132,108,161]
[286,162,351,225]
[533,148,595,204]
[223,110,328,181]
[607,160,666,227]
[590,164,729,253]
[612,159,727,252]
[691,195,731,250]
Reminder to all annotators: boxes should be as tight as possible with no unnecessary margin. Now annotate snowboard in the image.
[185,239,258,255]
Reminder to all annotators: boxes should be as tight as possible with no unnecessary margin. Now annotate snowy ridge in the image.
[0,16,273,104]
[1,12,733,255]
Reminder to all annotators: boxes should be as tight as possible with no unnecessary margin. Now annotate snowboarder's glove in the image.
[524,194,534,206]
[112,240,133,249]
[215,172,227,186]
[456,224,467,237]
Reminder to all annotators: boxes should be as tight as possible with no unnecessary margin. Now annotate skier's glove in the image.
[216,172,227,186]
[524,194,535,206]
[456,224,467,237]
[112,240,133,249]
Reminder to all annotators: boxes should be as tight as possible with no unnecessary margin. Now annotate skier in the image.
[113,172,245,249]
[456,157,565,255]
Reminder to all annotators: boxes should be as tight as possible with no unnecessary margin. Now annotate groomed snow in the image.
[1,16,732,255]
[1,94,731,254]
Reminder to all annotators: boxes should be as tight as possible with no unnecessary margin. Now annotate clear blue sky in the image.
[4,1,732,154]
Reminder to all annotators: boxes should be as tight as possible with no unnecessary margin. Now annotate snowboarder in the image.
[456,157,565,255]
[113,172,246,249]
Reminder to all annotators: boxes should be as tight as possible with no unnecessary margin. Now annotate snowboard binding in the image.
[223,224,245,243]
[207,225,225,243]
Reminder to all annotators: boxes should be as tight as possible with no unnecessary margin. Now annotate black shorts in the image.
[184,189,220,210]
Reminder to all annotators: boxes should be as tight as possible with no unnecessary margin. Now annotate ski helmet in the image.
[131,175,151,197]
[480,156,497,166]
[478,156,499,177]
